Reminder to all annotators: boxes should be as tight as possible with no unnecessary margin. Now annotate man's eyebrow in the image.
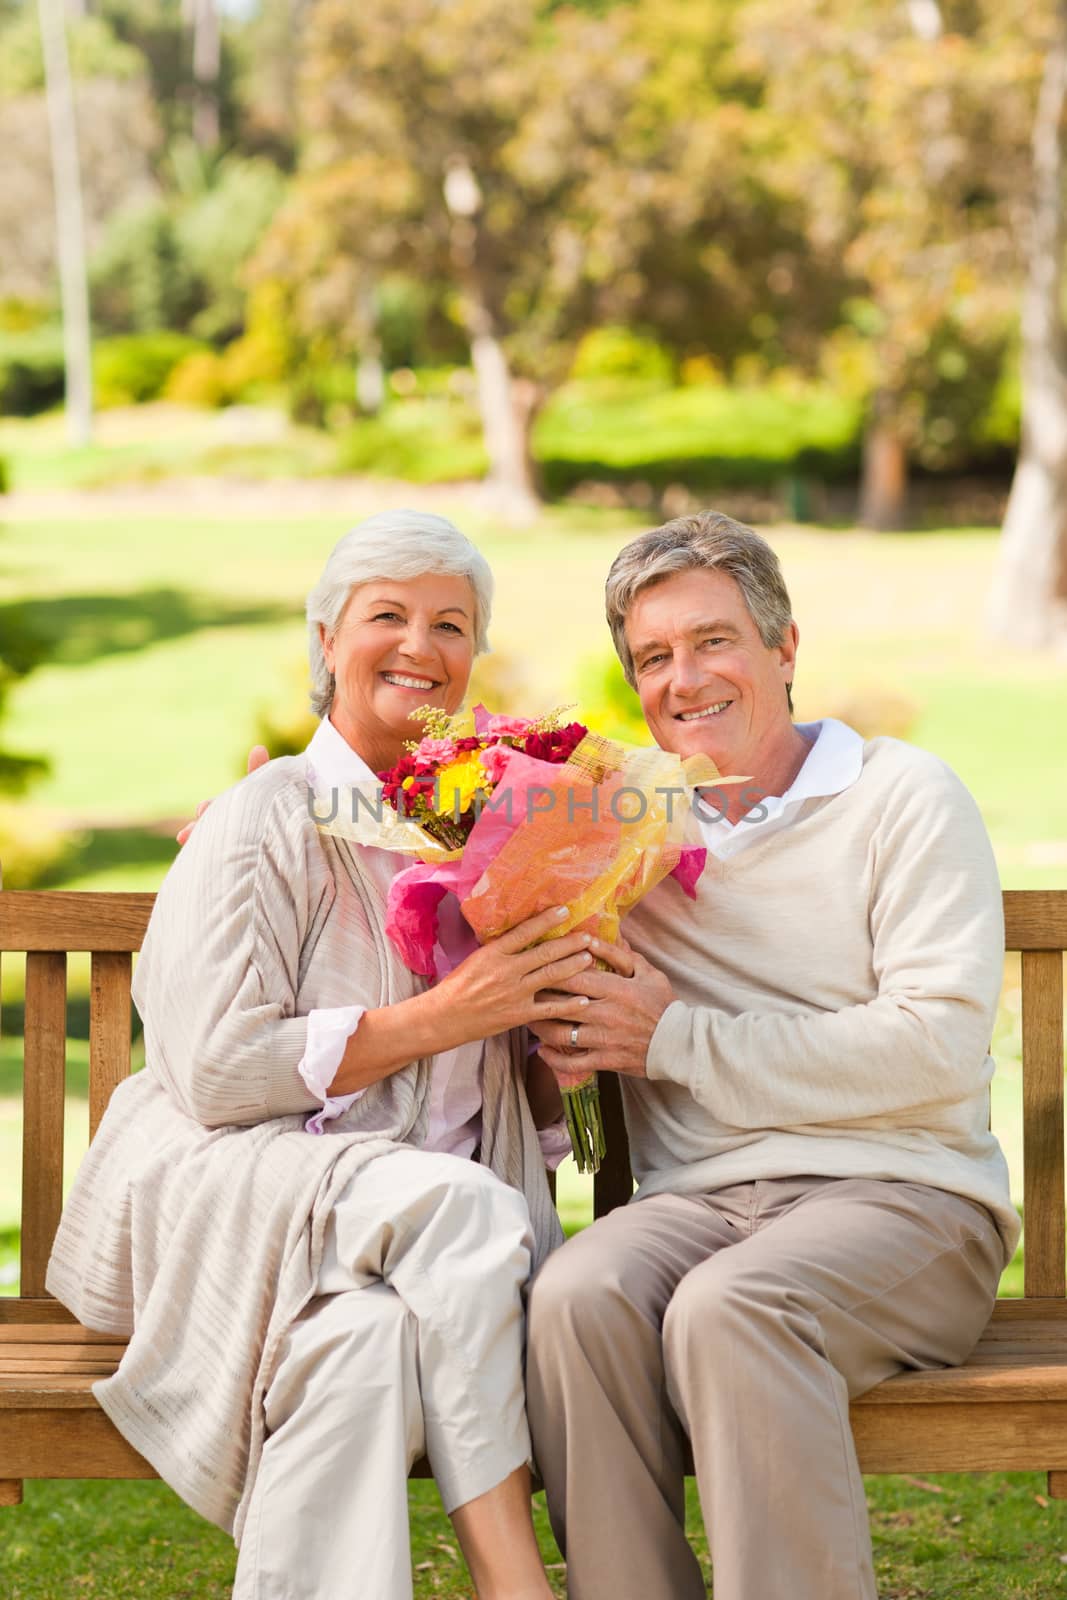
[632,619,740,658]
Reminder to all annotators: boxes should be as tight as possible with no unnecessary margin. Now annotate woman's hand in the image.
[329,906,603,1098]
[426,905,600,1050]
[176,746,269,844]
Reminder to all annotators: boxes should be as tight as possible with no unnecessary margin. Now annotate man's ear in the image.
[780,619,800,685]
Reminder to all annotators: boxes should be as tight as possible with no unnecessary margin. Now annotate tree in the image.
[264,0,654,515]
[744,0,1033,527]
[0,10,159,307]
[988,3,1067,648]
[184,0,219,149]
[0,612,48,795]
[38,0,93,443]
[264,0,822,513]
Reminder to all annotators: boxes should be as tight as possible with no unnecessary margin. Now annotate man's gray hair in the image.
[605,510,795,708]
[306,510,493,717]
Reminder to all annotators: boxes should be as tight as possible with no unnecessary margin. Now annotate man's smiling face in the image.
[625,567,799,772]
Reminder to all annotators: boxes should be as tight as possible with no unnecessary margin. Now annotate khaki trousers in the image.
[526,1175,1005,1600]
[233,1148,535,1600]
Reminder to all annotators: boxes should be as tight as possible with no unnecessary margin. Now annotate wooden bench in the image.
[1,887,1066,1512]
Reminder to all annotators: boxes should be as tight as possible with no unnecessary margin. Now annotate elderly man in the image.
[529,510,1017,1600]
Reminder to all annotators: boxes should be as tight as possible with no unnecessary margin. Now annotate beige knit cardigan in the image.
[46,758,562,1539]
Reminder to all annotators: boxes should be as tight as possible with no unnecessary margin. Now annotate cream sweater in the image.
[622,737,1021,1263]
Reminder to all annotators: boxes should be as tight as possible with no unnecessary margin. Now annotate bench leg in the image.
[0,1481,23,1506]
[1049,1473,1067,1500]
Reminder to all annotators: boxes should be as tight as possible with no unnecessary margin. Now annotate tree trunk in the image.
[355,282,384,415]
[858,411,909,530]
[988,5,1067,649]
[38,0,92,447]
[469,326,540,520]
[443,157,540,521]
[191,0,221,150]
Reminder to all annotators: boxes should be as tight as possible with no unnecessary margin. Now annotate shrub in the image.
[574,654,648,744]
[0,456,8,495]
[570,327,676,386]
[0,804,72,889]
[217,284,292,398]
[0,327,65,416]
[93,332,206,407]
[90,202,200,335]
[177,158,289,344]
[533,380,862,497]
[163,349,229,407]
[336,396,487,482]
[250,662,317,759]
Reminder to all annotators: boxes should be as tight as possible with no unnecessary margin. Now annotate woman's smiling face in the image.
[320,573,476,769]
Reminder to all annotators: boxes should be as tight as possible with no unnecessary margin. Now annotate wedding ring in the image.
[569,1025,580,1048]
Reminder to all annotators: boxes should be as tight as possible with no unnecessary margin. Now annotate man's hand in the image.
[532,936,676,1081]
[175,745,270,845]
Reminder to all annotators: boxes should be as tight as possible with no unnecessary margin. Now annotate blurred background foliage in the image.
[0,0,1064,896]
[0,0,1055,518]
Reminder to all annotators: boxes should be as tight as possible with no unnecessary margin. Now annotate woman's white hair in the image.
[306,510,493,717]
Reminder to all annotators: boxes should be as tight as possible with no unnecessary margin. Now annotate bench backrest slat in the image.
[20,953,68,1298]
[0,893,153,954]
[89,953,133,1141]
[1005,890,1067,950]
[1022,948,1067,1298]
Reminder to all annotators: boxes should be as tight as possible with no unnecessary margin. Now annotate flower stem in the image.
[561,1077,604,1175]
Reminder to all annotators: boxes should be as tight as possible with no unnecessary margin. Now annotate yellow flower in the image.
[434,754,487,815]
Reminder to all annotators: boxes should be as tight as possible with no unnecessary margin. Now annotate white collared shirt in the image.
[301,717,569,1165]
[694,718,864,861]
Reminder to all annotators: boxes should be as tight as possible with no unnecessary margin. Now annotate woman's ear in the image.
[319,621,334,675]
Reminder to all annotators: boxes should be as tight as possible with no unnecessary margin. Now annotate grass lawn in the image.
[6,1470,1067,1599]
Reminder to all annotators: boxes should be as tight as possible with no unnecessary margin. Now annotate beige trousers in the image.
[233,1148,535,1600]
[526,1175,1005,1600]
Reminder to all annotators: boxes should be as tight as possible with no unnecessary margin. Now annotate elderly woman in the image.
[47,511,595,1600]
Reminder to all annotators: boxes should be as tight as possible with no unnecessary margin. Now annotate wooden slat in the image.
[0,1324,121,1344]
[0,1481,23,1505]
[1,1357,121,1375]
[988,1298,1067,1325]
[0,1300,78,1326]
[851,1399,1067,1473]
[1004,890,1067,951]
[20,953,67,1298]
[0,1342,126,1360]
[0,1377,115,1408]
[1049,1471,1067,1499]
[0,892,154,953]
[0,1410,157,1478]
[90,952,133,1138]
[593,1074,635,1218]
[1022,949,1066,1297]
[855,1361,1067,1404]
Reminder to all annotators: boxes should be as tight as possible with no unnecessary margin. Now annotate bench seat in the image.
[6,1300,1067,1491]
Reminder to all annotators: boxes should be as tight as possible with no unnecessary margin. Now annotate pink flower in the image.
[473,704,535,739]
[479,743,513,783]
[414,737,458,765]
[484,714,535,737]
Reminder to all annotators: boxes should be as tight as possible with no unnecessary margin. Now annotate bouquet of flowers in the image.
[313,705,737,1173]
